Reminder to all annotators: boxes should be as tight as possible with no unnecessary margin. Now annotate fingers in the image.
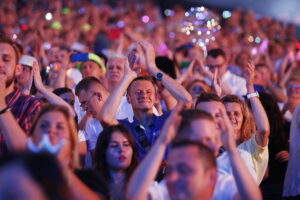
[213,67,219,81]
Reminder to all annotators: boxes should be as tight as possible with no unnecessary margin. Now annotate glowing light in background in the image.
[222,10,232,19]
[180,7,221,47]
[142,15,150,23]
[45,12,52,21]
[164,9,175,17]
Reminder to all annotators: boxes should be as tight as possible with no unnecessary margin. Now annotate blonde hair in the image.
[29,105,79,169]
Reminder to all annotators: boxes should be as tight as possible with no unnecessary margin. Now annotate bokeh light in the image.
[180,7,221,47]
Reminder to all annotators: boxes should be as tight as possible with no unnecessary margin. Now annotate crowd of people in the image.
[0,0,300,199]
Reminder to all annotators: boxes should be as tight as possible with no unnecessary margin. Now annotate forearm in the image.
[149,64,192,105]
[247,85,270,146]
[53,69,67,89]
[266,83,287,102]
[228,148,262,200]
[38,86,75,117]
[126,138,168,200]
[0,104,27,151]
[99,76,133,125]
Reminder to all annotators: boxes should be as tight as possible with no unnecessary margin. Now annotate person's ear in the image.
[126,93,132,104]
[15,64,22,76]
[95,92,102,101]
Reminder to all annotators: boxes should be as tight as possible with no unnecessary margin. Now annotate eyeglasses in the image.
[80,93,98,111]
[208,63,225,69]
[287,85,300,90]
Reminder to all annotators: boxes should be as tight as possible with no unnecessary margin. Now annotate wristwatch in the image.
[247,91,259,99]
[155,72,164,81]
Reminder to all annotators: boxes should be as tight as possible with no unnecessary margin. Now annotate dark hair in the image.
[0,152,71,200]
[195,92,222,107]
[0,34,23,64]
[155,56,176,79]
[53,87,73,96]
[221,95,255,143]
[75,77,107,96]
[207,48,226,59]
[127,76,156,94]
[171,140,216,171]
[175,109,214,141]
[94,125,139,191]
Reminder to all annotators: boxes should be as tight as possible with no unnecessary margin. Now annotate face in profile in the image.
[127,80,157,111]
[105,131,133,171]
[166,146,216,200]
[77,85,105,118]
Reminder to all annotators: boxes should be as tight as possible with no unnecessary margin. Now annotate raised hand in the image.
[22,68,34,95]
[139,41,158,74]
[159,101,184,144]
[218,107,236,151]
[0,72,6,107]
[124,57,138,80]
[211,67,222,96]
[245,59,255,93]
[32,61,44,91]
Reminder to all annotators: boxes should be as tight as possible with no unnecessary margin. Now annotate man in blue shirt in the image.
[99,41,192,159]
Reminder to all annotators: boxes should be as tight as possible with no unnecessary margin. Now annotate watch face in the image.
[156,72,163,80]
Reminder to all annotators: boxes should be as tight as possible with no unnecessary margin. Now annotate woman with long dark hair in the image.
[94,125,139,200]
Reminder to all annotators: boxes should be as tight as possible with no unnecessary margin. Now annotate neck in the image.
[109,169,126,184]
[5,83,14,97]
[133,109,153,126]
[108,81,119,93]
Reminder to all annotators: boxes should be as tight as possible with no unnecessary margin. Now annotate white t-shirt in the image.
[217,149,258,183]
[222,70,247,96]
[147,173,240,200]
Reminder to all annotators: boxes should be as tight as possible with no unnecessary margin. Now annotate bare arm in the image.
[33,62,76,117]
[245,61,270,147]
[99,60,137,126]
[0,77,27,151]
[126,103,183,200]
[219,108,262,200]
[139,41,192,108]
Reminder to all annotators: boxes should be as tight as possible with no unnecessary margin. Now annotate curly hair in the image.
[222,95,256,143]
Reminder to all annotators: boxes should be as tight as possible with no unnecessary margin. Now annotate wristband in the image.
[247,91,259,99]
[0,106,10,115]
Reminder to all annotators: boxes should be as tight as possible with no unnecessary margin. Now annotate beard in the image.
[5,73,15,88]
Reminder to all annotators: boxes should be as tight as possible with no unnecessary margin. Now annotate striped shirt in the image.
[0,90,41,155]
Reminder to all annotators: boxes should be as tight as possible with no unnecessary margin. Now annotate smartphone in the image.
[128,51,137,69]
[70,53,89,62]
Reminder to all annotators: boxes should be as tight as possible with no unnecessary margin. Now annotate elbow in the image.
[258,128,270,147]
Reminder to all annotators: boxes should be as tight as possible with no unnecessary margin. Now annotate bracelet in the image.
[0,106,10,115]
[247,91,259,99]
